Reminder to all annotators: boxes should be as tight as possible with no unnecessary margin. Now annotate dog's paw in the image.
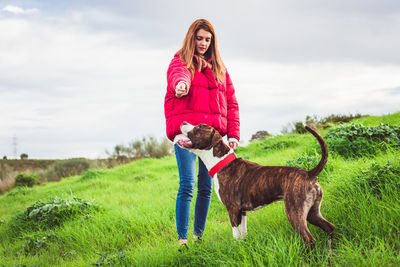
[240,232,248,239]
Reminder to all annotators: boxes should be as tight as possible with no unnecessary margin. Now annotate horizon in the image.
[1,0,400,159]
[3,112,398,160]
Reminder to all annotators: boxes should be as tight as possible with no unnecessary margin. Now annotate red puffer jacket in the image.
[164,52,240,141]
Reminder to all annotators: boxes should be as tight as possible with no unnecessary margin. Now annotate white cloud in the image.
[229,60,400,137]
[0,14,171,158]
[2,5,38,15]
[0,1,399,158]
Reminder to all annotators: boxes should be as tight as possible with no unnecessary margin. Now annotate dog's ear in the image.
[211,129,221,145]
[212,131,230,157]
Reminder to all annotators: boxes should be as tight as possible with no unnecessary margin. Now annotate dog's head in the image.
[177,122,230,157]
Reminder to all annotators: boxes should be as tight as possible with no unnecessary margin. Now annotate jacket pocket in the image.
[187,86,219,113]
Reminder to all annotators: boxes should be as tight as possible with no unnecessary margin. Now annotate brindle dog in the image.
[176,122,334,247]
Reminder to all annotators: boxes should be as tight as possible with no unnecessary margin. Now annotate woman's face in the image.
[195,29,212,56]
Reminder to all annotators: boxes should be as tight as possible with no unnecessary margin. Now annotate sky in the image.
[1,0,399,159]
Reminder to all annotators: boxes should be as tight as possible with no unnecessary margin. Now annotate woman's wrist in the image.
[228,137,239,144]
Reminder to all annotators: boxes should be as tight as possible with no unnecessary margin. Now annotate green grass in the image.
[353,112,400,126]
[0,113,399,266]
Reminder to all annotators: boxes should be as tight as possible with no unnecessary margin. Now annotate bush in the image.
[307,114,364,129]
[9,197,101,235]
[321,113,363,126]
[250,131,271,142]
[53,158,90,178]
[40,158,90,182]
[325,123,400,158]
[281,113,365,134]
[294,122,306,134]
[107,136,173,159]
[143,137,172,158]
[14,173,39,187]
[357,161,400,199]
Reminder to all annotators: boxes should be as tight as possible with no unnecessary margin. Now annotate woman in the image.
[164,19,240,248]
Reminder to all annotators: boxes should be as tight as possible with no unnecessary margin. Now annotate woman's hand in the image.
[228,138,239,150]
[229,142,238,150]
[175,81,188,98]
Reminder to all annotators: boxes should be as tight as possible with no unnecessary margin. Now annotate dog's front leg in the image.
[229,208,248,239]
[240,213,248,239]
[232,226,241,239]
[228,206,243,239]
[232,215,247,239]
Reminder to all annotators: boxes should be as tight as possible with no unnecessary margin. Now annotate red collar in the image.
[208,153,237,177]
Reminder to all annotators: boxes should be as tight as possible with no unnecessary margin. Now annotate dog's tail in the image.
[305,126,328,177]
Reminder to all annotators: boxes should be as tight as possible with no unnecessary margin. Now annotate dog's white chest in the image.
[213,174,223,203]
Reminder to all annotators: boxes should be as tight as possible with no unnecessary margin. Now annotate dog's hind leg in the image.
[285,203,316,246]
[307,198,335,248]
[288,215,316,246]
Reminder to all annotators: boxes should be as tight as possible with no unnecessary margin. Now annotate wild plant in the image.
[325,123,400,158]
[8,197,101,236]
[39,158,90,182]
[14,173,40,187]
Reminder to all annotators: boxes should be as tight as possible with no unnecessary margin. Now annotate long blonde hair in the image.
[179,19,226,82]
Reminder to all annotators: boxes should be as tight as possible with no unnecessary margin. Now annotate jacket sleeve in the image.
[167,55,192,95]
[225,71,240,141]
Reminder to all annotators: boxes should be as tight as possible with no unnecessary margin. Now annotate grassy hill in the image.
[0,158,135,195]
[0,113,399,266]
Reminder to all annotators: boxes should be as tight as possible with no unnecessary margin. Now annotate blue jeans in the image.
[174,144,213,240]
